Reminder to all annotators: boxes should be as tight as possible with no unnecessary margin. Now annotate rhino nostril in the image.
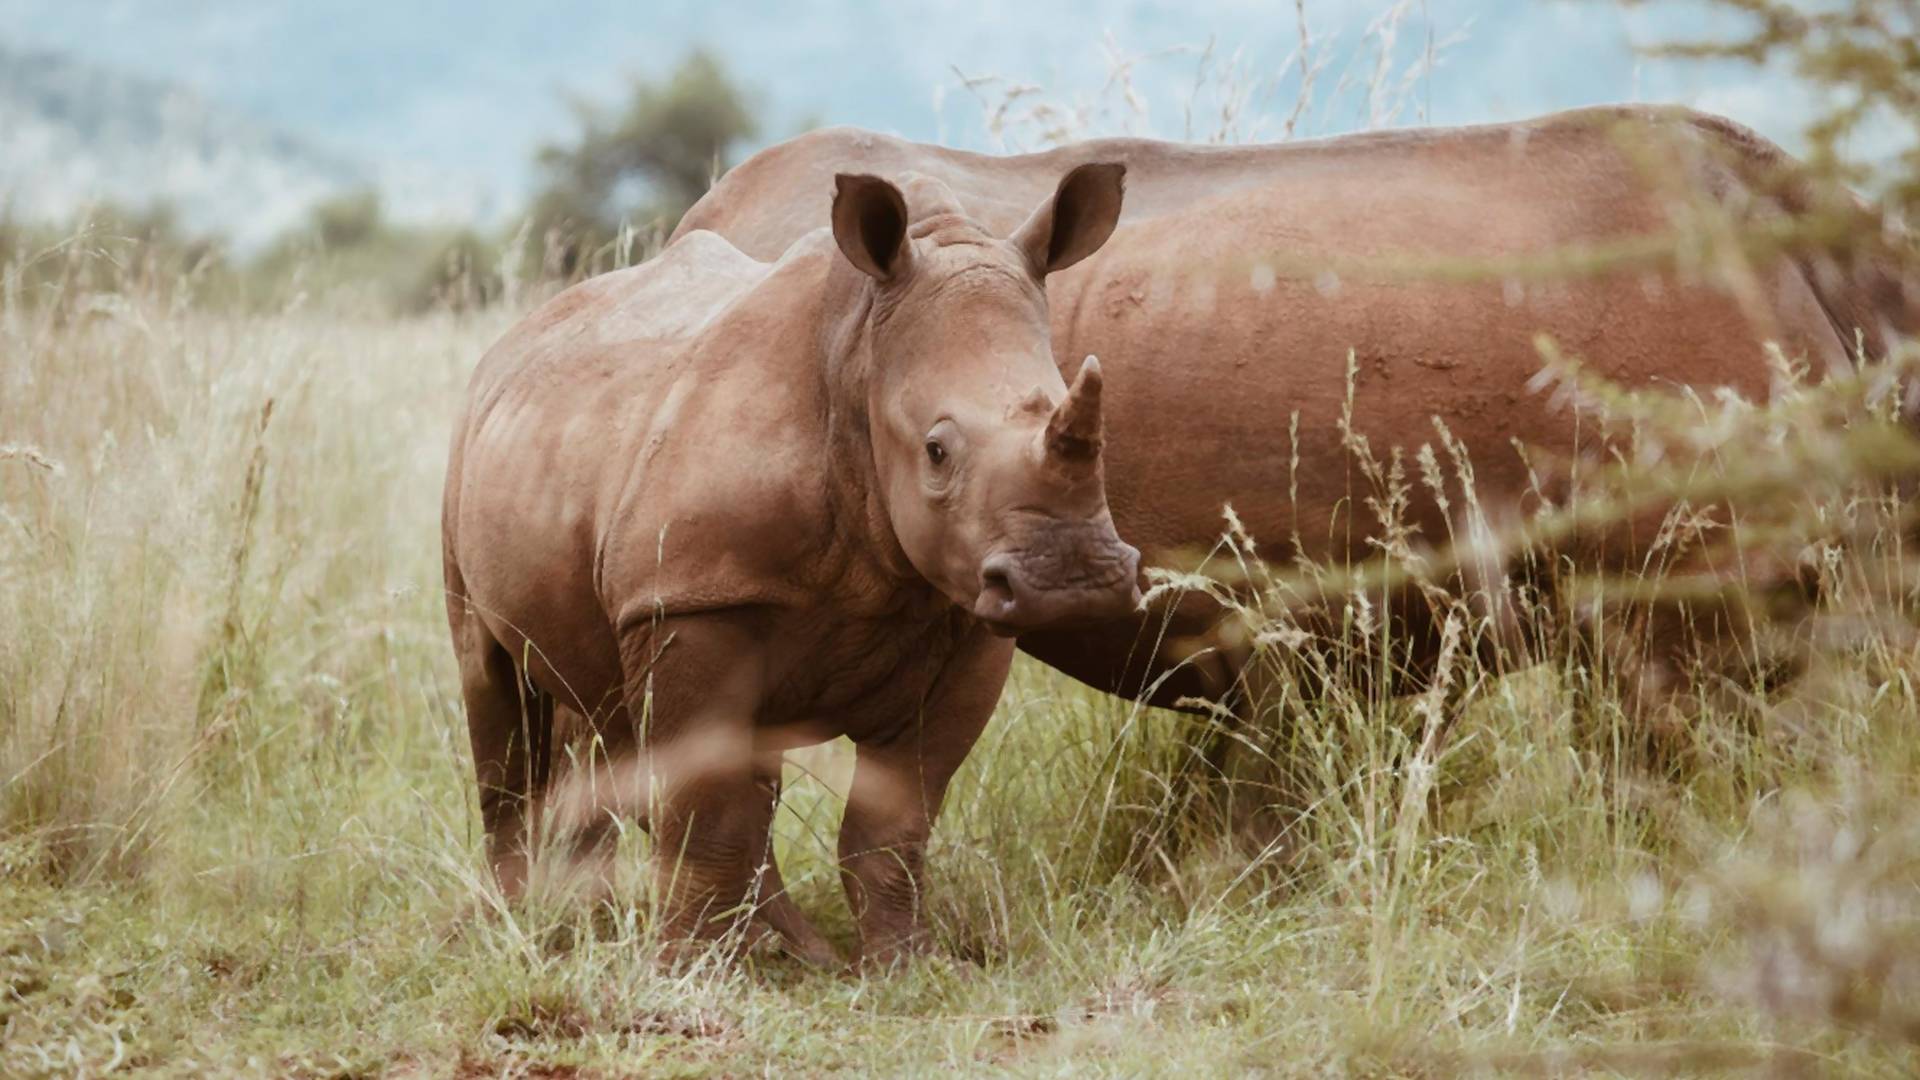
[974,558,1025,631]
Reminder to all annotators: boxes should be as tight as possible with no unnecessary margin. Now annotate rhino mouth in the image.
[971,542,1143,635]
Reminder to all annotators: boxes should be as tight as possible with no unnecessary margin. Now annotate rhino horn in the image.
[1047,355,1105,463]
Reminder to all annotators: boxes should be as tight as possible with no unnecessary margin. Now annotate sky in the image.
[0,0,1832,230]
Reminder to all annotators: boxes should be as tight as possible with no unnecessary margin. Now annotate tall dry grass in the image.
[945,0,1459,150]
[0,246,509,885]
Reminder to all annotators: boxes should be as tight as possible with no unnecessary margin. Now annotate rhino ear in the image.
[1011,162,1126,276]
[831,174,912,281]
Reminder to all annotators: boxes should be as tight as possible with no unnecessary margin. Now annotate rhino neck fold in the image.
[816,266,925,601]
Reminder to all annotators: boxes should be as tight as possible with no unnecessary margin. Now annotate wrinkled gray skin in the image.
[444,165,1140,967]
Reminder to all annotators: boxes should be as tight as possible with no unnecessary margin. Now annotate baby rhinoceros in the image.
[442,163,1141,968]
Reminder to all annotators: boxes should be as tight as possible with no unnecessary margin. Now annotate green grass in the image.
[6,270,1920,1077]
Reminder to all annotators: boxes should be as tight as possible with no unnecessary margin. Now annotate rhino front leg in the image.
[838,634,1012,970]
[745,757,841,967]
[652,786,760,968]
[618,613,769,966]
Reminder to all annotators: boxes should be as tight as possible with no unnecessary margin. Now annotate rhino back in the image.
[1043,112,1843,569]
[674,124,1293,259]
[673,107,1759,262]
[447,232,841,693]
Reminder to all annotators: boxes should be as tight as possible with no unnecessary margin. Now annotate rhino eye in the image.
[925,439,948,467]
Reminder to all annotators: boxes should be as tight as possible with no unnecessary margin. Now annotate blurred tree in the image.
[405,229,504,314]
[309,189,384,250]
[243,188,502,316]
[529,50,758,277]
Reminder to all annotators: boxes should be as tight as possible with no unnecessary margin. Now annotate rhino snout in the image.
[972,537,1143,636]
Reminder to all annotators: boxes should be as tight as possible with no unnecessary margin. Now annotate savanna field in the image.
[9,5,1920,1078]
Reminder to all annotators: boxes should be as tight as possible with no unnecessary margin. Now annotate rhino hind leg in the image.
[1565,586,1808,777]
[456,633,554,901]
[540,733,624,904]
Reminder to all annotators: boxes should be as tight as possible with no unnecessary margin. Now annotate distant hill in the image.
[0,43,369,250]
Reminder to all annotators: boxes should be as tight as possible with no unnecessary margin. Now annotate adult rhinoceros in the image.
[673,105,1916,712]
[444,164,1140,966]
